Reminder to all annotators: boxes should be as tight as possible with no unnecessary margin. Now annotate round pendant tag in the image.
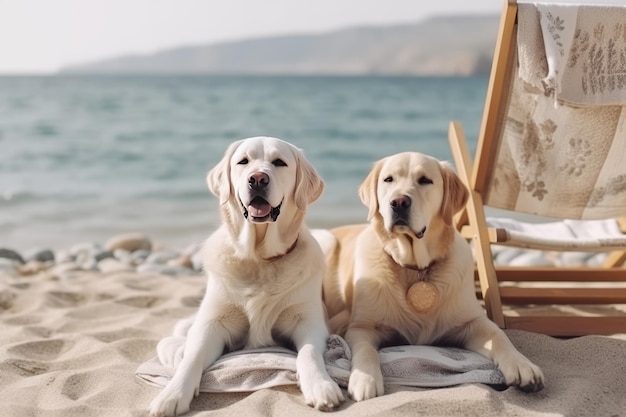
[407,281,439,312]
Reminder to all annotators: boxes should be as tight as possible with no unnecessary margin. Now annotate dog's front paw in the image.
[499,356,545,393]
[149,384,195,417]
[300,376,344,411]
[348,367,384,402]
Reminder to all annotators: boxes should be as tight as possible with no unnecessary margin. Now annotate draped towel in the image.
[518,2,626,106]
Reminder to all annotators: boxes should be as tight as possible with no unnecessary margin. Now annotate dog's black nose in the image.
[390,195,411,213]
[248,172,270,190]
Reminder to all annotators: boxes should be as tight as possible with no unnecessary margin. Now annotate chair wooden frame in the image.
[604,217,626,267]
[448,0,626,337]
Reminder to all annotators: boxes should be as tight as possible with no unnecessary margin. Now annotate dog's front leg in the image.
[344,326,384,401]
[149,308,232,416]
[291,313,344,410]
[462,317,544,392]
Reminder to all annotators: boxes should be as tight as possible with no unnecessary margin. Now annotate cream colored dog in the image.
[317,152,544,402]
[150,137,344,416]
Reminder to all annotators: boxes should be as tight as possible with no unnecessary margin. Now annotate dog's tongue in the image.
[248,199,271,218]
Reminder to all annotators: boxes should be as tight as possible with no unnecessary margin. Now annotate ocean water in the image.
[0,75,488,251]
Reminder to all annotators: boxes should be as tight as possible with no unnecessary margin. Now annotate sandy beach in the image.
[1,249,625,417]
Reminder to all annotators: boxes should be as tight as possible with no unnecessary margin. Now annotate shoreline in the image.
[0,213,364,279]
[1,214,366,255]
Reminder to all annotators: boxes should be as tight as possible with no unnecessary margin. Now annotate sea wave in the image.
[0,190,39,204]
[0,75,488,250]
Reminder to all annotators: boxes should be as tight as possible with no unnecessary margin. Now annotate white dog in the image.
[318,152,544,401]
[149,137,344,416]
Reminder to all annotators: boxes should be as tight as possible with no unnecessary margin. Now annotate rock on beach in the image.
[0,233,204,279]
[105,233,152,252]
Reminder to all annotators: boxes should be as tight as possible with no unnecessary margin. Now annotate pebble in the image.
[113,249,133,264]
[54,249,75,264]
[94,250,114,262]
[18,261,54,276]
[145,250,180,265]
[130,249,151,264]
[168,254,194,269]
[50,262,84,277]
[97,258,135,274]
[0,233,204,278]
[0,248,25,264]
[70,242,104,257]
[105,233,152,252]
[136,263,194,276]
[25,249,55,263]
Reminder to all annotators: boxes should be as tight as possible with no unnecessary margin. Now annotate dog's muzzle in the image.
[390,195,426,238]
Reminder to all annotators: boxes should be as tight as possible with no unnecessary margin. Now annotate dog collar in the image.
[403,259,436,274]
[263,236,298,262]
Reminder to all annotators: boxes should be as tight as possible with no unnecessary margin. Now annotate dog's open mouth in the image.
[248,196,271,218]
[240,196,282,222]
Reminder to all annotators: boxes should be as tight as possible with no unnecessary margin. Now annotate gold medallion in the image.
[407,281,439,312]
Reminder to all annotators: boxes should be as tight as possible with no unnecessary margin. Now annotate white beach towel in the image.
[135,333,505,393]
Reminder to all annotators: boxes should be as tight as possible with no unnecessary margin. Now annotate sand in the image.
[1,269,625,417]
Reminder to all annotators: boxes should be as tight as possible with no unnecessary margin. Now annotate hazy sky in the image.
[0,0,500,74]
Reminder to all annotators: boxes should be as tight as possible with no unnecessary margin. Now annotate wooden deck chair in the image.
[448,0,626,337]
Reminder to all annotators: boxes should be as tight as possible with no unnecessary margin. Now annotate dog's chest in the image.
[224,264,306,349]
[228,264,300,300]
[393,268,452,339]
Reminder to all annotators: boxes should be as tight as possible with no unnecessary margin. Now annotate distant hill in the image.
[59,15,498,76]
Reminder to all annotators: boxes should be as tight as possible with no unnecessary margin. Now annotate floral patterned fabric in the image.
[519,3,626,106]
[485,3,626,220]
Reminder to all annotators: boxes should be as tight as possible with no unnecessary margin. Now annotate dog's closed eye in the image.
[418,176,433,185]
[272,159,287,167]
[383,176,393,183]
[238,158,249,165]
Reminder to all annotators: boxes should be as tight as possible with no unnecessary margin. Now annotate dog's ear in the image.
[294,150,324,211]
[439,161,469,226]
[359,158,384,221]
[206,140,242,205]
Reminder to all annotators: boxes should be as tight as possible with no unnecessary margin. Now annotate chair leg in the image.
[604,218,626,267]
[603,250,626,267]
[448,121,506,328]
